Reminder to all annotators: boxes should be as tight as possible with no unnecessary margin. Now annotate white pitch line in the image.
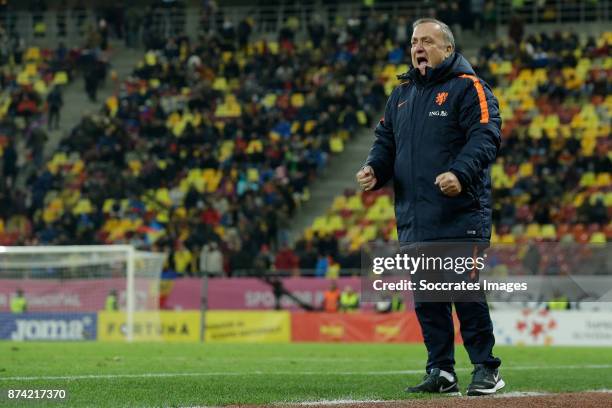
[296,400,384,406]
[1,364,612,382]
[287,390,612,406]
[491,391,550,398]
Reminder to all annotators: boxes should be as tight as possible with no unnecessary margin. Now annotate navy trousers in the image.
[415,298,501,374]
[401,242,502,374]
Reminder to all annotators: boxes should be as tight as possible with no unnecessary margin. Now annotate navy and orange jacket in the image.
[365,52,501,243]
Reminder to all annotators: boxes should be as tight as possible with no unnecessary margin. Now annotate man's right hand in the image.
[356,165,377,191]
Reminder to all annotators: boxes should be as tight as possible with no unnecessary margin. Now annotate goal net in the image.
[0,245,166,342]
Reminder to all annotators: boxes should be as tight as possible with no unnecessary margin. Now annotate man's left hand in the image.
[435,172,462,197]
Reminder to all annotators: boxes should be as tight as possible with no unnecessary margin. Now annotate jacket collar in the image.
[397,52,466,88]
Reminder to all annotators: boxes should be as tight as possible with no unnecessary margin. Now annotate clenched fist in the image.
[435,172,462,197]
[356,165,377,191]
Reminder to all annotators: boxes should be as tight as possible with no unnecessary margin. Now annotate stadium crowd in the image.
[5,9,402,277]
[0,5,609,277]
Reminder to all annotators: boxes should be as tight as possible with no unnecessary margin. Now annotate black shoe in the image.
[405,368,459,394]
[466,364,505,396]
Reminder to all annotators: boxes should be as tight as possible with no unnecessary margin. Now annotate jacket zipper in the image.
[411,86,424,242]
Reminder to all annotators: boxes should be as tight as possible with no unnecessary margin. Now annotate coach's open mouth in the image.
[416,56,428,69]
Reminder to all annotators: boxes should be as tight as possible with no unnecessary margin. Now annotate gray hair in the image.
[412,18,455,51]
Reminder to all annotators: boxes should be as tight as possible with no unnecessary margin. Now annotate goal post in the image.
[0,245,166,342]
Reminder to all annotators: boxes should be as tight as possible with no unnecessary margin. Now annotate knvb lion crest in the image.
[435,92,448,106]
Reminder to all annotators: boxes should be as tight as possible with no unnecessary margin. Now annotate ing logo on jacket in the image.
[435,92,448,106]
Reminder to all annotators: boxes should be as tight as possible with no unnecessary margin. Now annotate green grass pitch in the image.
[1,343,611,407]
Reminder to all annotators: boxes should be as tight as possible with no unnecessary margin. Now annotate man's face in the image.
[411,22,453,75]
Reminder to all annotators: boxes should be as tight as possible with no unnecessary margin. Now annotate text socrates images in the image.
[360,242,611,304]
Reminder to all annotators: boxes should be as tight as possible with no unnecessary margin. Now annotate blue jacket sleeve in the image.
[449,78,501,189]
[365,92,396,190]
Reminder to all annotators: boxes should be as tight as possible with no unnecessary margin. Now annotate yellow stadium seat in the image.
[212,77,228,91]
[102,199,115,214]
[290,93,304,108]
[149,78,161,88]
[346,225,361,239]
[247,168,259,182]
[327,215,344,232]
[346,195,364,211]
[311,216,328,234]
[579,172,596,187]
[290,121,300,134]
[363,225,378,241]
[356,111,368,125]
[144,51,157,66]
[541,224,556,240]
[73,198,93,215]
[25,47,40,61]
[34,22,46,35]
[519,162,533,177]
[375,195,392,207]
[525,224,541,239]
[155,188,172,207]
[246,140,263,154]
[365,203,394,222]
[498,61,512,75]
[267,41,279,54]
[331,195,347,212]
[17,72,31,85]
[330,136,344,153]
[262,94,277,109]
[304,120,316,133]
[595,173,610,187]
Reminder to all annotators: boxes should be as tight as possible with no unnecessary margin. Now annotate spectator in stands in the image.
[10,289,27,314]
[2,138,17,188]
[29,127,48,168]
[274,244,299,276]
[124,6,143,48]
[339,285,359,312]
[315,254,329,278]
[322,281,340,312]
[46,86,63,130]
[237,17,253,49]
[199,242,224,276]
[307,14,326,48]
[173,240,194,275]
[9,5,609,281]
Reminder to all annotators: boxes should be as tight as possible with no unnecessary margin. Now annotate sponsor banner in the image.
[0,277,364,311]
[162,278,201,310]
[291,312,462,343]
[492,309,612,346]
[204,277,363,310]
[0,312,97,341]
[0,278,158,312]
[205,311,290,343]
[98,311,201,342]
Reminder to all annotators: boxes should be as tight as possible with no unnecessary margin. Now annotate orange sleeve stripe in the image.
[459,74,489,124]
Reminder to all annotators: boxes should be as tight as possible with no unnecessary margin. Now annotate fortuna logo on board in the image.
[10,316,93,341]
